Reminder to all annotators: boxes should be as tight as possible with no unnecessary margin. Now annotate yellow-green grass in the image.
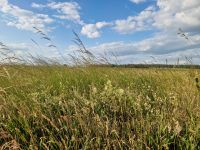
[0,66,200,149]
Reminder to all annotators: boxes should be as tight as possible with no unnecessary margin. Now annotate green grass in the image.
[0,66,200,149]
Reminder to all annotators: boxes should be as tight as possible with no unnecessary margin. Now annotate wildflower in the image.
[116,88,124,96]
[104,80,112,91]
[107,80,112,87]
[92,86,97,94]
[167,123,172,132]
[59,101,62,105]
[174,120,182,135]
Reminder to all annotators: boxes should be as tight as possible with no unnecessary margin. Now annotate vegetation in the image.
[0,27,199,149]
[0,65,200,149]
[87,64,200,69]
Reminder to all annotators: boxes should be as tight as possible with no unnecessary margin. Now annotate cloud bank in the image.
[0,0,200,64]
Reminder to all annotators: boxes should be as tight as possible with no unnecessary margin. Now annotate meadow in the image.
[0,65,200,149]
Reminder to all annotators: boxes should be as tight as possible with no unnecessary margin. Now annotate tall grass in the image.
[0,66,200,149]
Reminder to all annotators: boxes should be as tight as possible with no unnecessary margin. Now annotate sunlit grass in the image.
[0,66,200,149]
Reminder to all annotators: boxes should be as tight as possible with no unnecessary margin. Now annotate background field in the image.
[0,66,200,149]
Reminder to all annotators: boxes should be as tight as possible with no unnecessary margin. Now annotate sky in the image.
[0,0,200,64]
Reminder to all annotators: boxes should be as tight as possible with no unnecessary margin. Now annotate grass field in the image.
[0,66,200,149]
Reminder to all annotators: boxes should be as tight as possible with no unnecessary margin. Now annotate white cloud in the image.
[113,6,155,34]
[114,17,137,34]
[84,32,200,63]
[130,0,146,4]
[154,0,200,32]
[0,41,64,62]
[0,0,53,32]
[114,0,200,35]
[48,2,83,24]
[115,48,200,64]
[66,33,194,63]
[32,2,83,25]
[31,3,46,9]
[81,22,112,38]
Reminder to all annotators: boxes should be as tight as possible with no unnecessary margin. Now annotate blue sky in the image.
[0,0,200,64]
